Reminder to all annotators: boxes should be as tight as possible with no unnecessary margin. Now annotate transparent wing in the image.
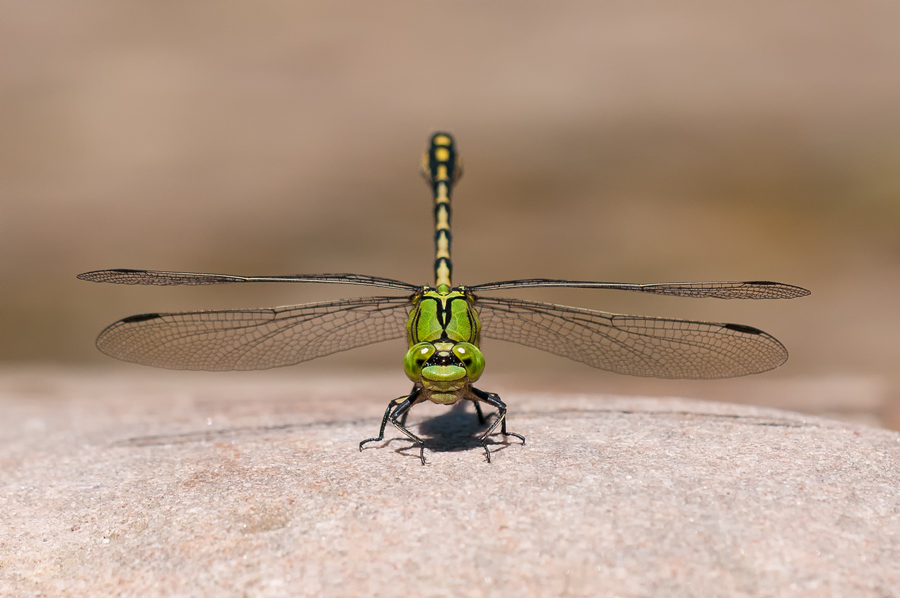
[96,296,412,371]
[468,279,809,299]
[476,296,788,378]
[78,269,420,292]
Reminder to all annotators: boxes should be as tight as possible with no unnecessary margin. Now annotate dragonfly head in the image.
[404,341,485,404]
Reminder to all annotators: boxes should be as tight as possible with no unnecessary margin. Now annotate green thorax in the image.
[407,287,480,348]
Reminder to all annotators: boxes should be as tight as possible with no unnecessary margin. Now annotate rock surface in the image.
[1,370,899,597]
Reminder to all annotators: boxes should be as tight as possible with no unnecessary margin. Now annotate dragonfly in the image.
[79,133,809,464]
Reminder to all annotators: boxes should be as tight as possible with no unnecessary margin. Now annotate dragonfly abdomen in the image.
[421,132,461,291]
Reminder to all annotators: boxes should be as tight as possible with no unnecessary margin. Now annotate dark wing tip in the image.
[723,323,764,335]
[120,313,163,324]
[723,324,765,334]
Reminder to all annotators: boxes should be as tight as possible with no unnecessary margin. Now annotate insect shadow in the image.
[380,401,516,460]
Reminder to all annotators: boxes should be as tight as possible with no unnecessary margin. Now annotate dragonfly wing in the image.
[78,269,420,292]
[468,279,809,299]
[475,296,788,379]
[96,296,412,371]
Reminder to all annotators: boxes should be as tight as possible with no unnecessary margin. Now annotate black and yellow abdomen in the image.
[421,133,462,292]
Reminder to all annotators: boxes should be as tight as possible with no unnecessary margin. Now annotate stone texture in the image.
[1,369,899,597]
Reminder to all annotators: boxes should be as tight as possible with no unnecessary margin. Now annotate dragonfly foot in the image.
[359,437,381,451]
[504,431,526,445]
[472,388,524,463]
[360,392,421,456]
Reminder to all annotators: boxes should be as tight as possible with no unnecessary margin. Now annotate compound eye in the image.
[452,342,484,382]
[452,343,472,364]
[404,343,435,381]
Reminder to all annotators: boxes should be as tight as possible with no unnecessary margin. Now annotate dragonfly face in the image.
[404,287,484,404]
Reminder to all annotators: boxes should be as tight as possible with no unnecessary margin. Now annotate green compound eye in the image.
[452,342,484,382]
[403,342,435,381]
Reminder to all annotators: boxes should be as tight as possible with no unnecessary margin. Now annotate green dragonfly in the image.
[79,133,809,464]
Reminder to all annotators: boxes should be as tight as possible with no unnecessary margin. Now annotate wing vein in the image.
[468,279,809,299]
[96,296,412,371]
[475,296,787,378]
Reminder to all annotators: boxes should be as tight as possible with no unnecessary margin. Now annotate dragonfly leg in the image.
[473,399,487,425]
[388,397,428,465]
[359,388,427,464]
[359,396,406,452]
[398,384,417,427]
[471,387,525,463]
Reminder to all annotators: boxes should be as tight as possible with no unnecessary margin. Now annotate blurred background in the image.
[1,2,898,427]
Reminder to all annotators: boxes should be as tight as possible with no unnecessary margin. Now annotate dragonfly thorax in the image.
[407,288,480,346]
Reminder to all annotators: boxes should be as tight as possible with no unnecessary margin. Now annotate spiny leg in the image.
[359,395,407,451]
[391,398,429,465]
[359,388,428,465]
[471,387,525,463]
[398,384,418,427]
[473,399,487,425]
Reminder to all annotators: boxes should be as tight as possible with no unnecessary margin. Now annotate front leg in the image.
[473,399,487,425]
[470,387,526,463]
[398,383,417,427]
[359,388,428,465]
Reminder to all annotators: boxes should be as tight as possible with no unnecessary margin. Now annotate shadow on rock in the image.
[412,402,521,457]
